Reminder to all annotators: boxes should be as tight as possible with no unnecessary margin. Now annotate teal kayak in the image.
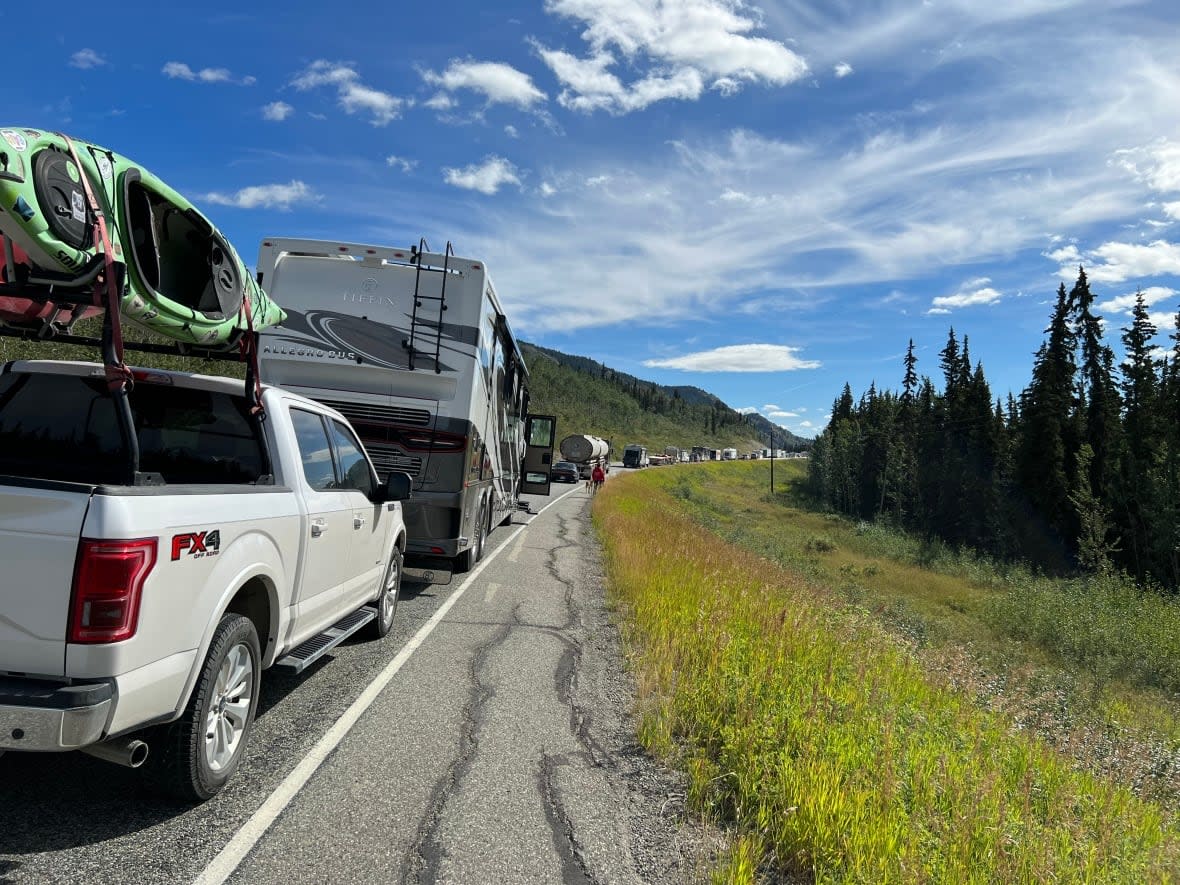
[0,127,284,345]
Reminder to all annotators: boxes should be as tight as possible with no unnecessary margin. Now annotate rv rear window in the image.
[0,372,267,485]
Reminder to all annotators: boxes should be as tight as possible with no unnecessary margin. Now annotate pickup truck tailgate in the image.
[0,482,91,676]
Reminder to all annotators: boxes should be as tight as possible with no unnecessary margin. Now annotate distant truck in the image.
[722,448,738,461]
[559,434,610,480]
[622,444,649,468]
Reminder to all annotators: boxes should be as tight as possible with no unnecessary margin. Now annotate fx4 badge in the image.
[171,530,222,561]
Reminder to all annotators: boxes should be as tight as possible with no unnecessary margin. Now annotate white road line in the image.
[194,484,582,885]
[507,533,525,562]
[484,582,500,603]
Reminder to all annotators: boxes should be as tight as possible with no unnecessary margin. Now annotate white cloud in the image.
[505,124,519,138]
[386,155,417,173]
[926,285,1003,314]
[1112,140,1180,194]
[262,101,294,121]
[422,60,546,108]
[1044,244,1082,265]
[442,156,521,195]
[1096,286,1177,315]
[202,180,318,210]
[539,182,557,197]
[762,403,780,411]
[834,62,854,78]
[162,61,253,85]
[535,0,807,114]
[737,406,758,414]
[424,93,456,110]
[798,420,814,429]
[1163,201,1180,220]
[70,49,105,70]
[292,60,405,126]
[1074,240,1180,284]
[768,410,799,419]
[644,344,820,372]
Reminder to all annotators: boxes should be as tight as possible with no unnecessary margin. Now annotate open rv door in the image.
[520,414,556,496]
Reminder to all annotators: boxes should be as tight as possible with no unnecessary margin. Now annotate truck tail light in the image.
[69,538,158,644]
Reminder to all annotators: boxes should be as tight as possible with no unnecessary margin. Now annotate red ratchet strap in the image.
[59,133,133,392]
[238,287,264,415]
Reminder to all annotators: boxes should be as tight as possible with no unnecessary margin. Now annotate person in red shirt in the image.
[590,463,606,494]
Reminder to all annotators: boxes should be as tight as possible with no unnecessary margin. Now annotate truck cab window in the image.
[329,419,375,498]
[290,409,337,492]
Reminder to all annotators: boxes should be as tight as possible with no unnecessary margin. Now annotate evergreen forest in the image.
[807,268,1180,591]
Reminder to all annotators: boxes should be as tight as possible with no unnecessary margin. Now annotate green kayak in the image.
[0,127,284,346]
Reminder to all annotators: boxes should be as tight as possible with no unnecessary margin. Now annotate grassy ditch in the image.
[593,466,1180,883]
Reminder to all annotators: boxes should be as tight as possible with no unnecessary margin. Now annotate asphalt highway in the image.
[0,475,698,884]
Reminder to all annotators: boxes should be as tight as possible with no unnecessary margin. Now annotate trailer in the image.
[255,237,555,571]
[559,434,610,479]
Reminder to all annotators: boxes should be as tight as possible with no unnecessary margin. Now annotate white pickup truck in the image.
[0,359,410,801]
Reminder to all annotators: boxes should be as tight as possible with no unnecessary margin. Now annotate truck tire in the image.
[365,547,402,639]
[146,613,261,802]
[456,498,487,572]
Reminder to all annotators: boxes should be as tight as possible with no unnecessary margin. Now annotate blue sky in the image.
[5,0,1180,439]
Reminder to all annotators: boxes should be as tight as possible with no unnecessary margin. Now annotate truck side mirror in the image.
[373,471,413,503]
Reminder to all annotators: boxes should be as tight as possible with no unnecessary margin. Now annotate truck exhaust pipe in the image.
[81,737,149,769]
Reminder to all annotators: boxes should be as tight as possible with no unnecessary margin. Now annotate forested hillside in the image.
[524,343,786,455]
[808,267,1180,590]
[522,342,811,454]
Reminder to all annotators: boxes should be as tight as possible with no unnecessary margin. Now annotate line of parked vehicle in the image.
[0,237,558,801]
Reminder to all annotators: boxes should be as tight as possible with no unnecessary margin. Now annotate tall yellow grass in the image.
[594,473,1180,883]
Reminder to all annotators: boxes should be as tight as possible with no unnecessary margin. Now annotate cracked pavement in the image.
[0,482,704,885]
[221,483,698,884]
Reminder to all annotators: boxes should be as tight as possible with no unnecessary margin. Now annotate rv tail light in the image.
[69,538,157,644]
[399,429,467,453]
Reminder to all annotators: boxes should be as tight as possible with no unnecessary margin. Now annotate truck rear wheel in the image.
[146,613,261,802]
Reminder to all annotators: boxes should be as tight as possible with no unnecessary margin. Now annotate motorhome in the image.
[255,238,555,571]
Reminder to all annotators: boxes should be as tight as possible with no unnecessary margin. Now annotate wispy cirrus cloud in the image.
[292,60,405,125]
[644,344,820,372]
[202,180,318,210]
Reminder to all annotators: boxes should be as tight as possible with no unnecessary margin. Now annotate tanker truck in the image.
[559,434,611,479]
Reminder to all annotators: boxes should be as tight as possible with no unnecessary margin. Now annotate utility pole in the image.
[769,429,775,495]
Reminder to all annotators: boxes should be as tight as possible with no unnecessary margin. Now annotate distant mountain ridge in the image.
[521,341,812,451]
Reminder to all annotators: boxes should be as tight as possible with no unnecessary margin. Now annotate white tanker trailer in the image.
[559,434,611,478]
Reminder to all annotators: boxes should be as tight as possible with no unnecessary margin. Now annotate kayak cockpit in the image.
[122,170,244,320]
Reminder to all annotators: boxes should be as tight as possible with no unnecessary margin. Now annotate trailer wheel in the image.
[145,613,260,802]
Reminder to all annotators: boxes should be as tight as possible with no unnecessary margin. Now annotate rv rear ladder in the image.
[403,239,453,374]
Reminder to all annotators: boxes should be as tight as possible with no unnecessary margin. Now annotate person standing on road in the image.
[590,462,605,494]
